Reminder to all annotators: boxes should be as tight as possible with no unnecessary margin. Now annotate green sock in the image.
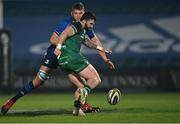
[84,84,92,94]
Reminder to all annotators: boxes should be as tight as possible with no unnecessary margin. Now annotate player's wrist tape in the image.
[56,44,62,50]
[96,46,103,51]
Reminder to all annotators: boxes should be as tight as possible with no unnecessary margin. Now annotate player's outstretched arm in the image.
[90,36,115,70]
[84,37,115,70]
[84,37,112,54]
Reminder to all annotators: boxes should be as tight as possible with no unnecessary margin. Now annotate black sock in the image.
[11,81,35,102]
[74,100,81,108]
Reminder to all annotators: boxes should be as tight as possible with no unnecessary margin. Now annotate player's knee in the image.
[93,76,101,85]
[37,70,50,81]
[97,77,101,84]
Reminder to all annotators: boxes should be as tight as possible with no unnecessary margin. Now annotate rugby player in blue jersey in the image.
[1,2,115,115]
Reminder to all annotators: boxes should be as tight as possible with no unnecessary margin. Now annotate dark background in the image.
[1,0,180,93]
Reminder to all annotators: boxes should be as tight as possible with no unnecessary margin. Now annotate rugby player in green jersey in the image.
[53,11,115,116]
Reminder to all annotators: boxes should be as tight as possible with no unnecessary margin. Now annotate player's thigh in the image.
[68,73,84,88]
[78,64,101,81]
[40,65,53,73]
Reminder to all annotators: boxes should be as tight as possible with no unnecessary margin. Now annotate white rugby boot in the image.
[72,107,86,116]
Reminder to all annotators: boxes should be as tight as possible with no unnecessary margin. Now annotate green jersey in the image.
[58,22,89,73]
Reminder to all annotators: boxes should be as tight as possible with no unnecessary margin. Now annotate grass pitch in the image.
[0,92,180,123]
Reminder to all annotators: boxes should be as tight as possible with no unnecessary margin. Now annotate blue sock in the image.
[11,81,35,102]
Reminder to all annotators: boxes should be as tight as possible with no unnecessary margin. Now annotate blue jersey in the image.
[54,17,73,36]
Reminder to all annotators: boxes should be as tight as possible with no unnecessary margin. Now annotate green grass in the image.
[0,92,180,123]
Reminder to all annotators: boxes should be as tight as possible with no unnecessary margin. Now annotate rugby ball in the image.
[107,88,121,105]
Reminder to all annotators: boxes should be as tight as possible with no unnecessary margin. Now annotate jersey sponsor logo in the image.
[59,61,68,65]
[80,33,85,39]
[80,35,84,39]
[62,45,66,49]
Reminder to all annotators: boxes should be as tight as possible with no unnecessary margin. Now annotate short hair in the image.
[80,11,96,21]
[71,2,85,11]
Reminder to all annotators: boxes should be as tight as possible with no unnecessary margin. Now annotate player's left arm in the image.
[84,37,112,54]
[91,35,115,70]
[86,29,115,69]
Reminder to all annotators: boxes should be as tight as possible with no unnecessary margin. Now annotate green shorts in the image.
[58,53,89,74]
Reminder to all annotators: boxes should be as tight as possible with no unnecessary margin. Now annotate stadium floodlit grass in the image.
[0,92,180,123]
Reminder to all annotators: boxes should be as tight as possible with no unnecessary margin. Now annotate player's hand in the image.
[105,59,115,70]
[102,48,112,54]
[54,48,62,59]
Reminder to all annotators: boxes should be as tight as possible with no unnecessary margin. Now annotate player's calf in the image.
[78,88,88,104]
